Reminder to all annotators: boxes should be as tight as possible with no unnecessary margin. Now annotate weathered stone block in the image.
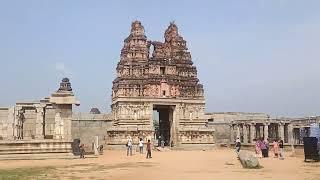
[238,150,261,169]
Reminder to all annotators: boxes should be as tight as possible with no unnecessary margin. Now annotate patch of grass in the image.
[0,166,55,180]
[0,161,157,180]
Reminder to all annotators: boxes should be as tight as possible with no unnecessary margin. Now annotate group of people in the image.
[254,138,284,159]
[126,136,152,159]
[235,137,285,160]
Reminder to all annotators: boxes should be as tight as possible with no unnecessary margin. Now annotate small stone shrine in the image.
[0,78,79,159]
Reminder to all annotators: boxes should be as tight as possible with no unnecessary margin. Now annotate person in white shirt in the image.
[126,136,133,156]
[138,138,144,154]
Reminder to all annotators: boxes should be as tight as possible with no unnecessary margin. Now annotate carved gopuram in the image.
[0,78,80,159]
[107,21,214,148]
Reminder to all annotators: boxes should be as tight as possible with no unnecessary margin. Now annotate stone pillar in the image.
[171,105,179,146]
[35,105,44,139]
[14,107,24,140]
[6,107,15,140]
[264,123,269,141]
[236,124,240,138]
[54,111,63,140]
[230,124,234,144]
[259,125,263,139]
[94,136,99,156]
[243,124,248,144]
[279,123,285,141]
[287,124,294,145]
[250,123,256,144]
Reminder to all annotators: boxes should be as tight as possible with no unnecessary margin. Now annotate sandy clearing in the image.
[0,149,319,180]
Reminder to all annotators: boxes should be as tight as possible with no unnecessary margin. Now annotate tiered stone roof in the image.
[112,21,204,100]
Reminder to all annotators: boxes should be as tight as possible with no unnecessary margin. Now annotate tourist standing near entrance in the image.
[146,139,152,159]
[139,138,144,154]
[279,140,284,160]
[126,136,133,156]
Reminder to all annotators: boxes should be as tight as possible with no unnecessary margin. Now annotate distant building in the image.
[90,108,101,114]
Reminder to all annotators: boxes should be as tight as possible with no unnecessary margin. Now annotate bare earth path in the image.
[0,149,319,180]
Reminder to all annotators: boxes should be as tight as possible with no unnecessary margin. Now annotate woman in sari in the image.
[254,139,261,157]
[272,139,279,158]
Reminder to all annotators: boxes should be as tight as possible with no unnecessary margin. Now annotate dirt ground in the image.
[0,149,319,180]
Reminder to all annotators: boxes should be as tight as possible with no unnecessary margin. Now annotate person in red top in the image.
[146,139,152,159]
[79,144,85,159]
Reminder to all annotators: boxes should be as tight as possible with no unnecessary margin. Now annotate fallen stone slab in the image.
[155,147,171,152]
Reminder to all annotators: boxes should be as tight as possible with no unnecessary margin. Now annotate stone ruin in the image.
[0,21,320,157]
[107,21,213,148]
[0,78,80,159]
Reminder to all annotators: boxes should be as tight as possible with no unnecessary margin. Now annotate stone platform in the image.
[0,140,76,160]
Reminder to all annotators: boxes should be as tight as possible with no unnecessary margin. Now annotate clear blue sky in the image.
[0,0,319,117]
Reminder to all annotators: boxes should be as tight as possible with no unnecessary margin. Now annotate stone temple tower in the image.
[108,21,214,148]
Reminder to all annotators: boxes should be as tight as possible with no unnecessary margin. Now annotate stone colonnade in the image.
[230,121,291,144]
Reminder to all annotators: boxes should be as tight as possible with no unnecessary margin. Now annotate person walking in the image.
[138,138,144,154]
[279,139,285,160]
[235,137,241,156]
[126,136,133,156]
[146,139,152,159]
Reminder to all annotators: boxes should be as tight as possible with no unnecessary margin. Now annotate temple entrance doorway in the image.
[153,105,174,147]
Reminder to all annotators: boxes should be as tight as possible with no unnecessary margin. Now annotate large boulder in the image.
[238,150,261,169]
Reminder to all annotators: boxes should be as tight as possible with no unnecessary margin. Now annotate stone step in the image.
[0,153,77,160]
[0,149,72,155]
[0,147,72,151]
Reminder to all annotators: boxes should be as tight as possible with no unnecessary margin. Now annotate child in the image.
[146,139,152,159]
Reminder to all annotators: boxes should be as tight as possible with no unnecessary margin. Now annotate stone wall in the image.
[71,113,113,151]
[44,108,56,137]
[211,123,230,144]
[22,109,36,139]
